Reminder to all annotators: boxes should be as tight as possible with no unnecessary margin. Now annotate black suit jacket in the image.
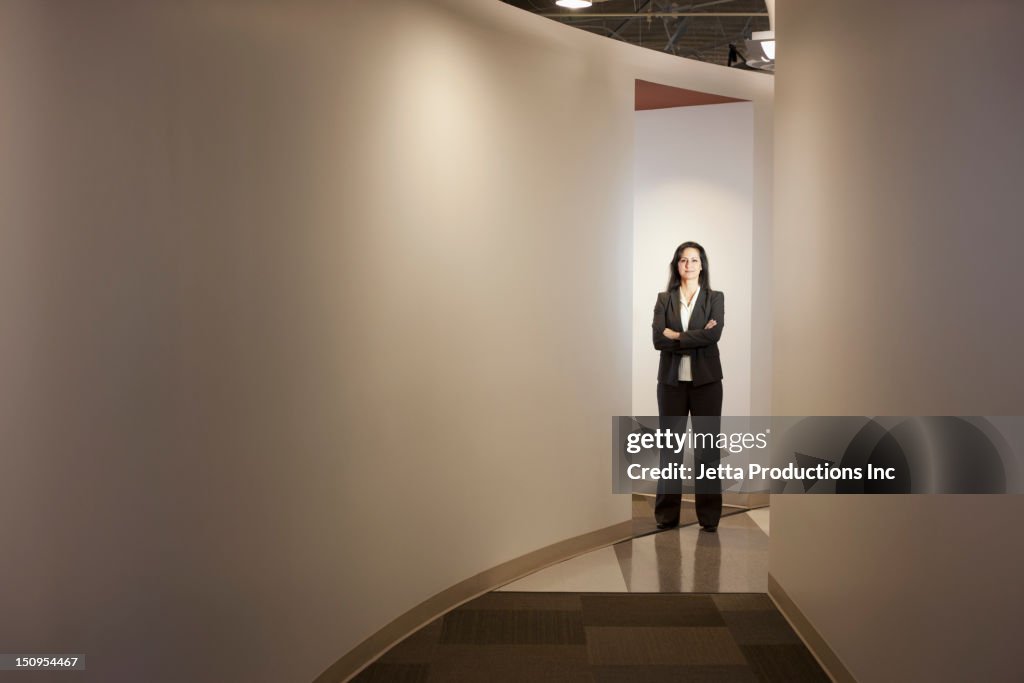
[652,288,724,387]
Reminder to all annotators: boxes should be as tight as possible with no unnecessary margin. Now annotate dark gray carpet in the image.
[354,592,830,682]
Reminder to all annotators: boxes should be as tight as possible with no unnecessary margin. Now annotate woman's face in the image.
[678,247,702,284]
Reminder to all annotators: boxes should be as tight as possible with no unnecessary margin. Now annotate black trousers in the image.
[655,380,723,528]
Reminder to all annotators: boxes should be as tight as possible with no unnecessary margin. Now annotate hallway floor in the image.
[353,505,830,682]
[355,591,827,682]
[499,505,770,593]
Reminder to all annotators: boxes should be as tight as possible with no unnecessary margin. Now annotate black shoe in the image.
[700,525,718,532]
[656,521,679,530]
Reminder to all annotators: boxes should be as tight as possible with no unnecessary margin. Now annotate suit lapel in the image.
[680,286,708,332]
[698,287,710,325]
[669,288,682,330]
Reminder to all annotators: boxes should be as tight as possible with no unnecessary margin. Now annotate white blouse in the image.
[677,286,700,382]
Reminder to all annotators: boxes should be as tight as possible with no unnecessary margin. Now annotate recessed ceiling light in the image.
[744,30,775,71]
[555,0,593,8]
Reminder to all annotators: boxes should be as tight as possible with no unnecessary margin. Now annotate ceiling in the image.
[500,0,772,71]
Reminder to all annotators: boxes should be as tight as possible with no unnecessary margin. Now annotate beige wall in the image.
[0,1,771,682]
[772,0,1024,680]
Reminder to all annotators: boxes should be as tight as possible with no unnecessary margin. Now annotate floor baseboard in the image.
[317,520,634,683]
[768,573,857,683]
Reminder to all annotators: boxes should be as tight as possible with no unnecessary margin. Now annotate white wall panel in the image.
[633,102,755,417]
[772,1,1024,680]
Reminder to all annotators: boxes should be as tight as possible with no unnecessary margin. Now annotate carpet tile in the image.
[721,610,803,645]
[592,664,758,683]
[439,608,586,645]
[585,626,748,666]
[581,594,725,627]
[354,592,830,682]
[741,643,832,682]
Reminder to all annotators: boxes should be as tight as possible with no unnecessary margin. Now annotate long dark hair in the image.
[666,241,711,292]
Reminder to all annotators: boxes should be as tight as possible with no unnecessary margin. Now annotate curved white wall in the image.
[772,0,1024,680]
[0,2,771,681]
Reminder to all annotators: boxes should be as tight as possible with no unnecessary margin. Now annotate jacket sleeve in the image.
[653,291,724,352]
[651,293,678,352]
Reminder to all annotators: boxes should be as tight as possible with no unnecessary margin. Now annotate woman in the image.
[651,241,724,532]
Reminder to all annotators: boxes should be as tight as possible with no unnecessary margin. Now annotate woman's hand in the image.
[704,319,717,330]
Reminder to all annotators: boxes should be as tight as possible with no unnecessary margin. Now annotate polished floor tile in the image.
[497,546,628,592]
[746,506,770,535]
[621,513,769,593]
[496,510,770,594]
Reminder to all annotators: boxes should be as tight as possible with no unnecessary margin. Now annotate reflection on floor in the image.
[499,508,769,593]
[631,494,754,537]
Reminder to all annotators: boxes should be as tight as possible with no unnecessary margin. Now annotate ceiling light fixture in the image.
[746,1,775,71]
[743,30,775,72]
[555,0,593,9]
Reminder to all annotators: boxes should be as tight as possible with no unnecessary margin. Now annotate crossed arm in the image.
[651,291,724,353]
